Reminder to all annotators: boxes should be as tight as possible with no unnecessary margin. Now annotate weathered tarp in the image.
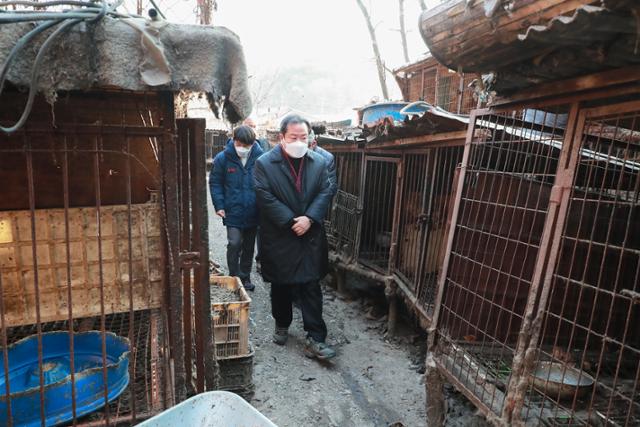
[0,17,252,122]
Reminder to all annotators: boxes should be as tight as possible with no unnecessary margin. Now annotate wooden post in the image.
[336,267,348,296]
[385,279,398,335]
[425,353,446,427]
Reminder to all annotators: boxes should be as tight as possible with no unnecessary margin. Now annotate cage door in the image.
[358,156,402,274]
[175,119,214,395]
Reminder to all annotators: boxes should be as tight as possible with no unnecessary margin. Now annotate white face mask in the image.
[282,141,308,159]
[235,145,251,158]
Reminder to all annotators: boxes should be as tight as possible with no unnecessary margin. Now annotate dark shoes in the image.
[303,337,336,360]
[273,326,289,345]
[242,280,255,292]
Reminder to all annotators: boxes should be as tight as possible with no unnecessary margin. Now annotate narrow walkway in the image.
[207,196,426,427]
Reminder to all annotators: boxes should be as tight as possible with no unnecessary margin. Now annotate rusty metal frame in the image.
[426,88,640,426]
[509,99,640,426]
[426,100,573,422]
[175,119,215,395]
[0,90,177,426]
[500,102,582,423]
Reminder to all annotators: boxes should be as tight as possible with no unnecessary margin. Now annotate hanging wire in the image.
[0,0,129,134]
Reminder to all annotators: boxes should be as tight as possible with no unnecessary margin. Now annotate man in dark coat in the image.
[210,125,264,291]
[254,114,336,360]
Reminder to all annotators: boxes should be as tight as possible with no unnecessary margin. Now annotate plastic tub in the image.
[137,391,277,427]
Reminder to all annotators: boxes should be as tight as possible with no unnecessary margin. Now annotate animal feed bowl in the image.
[0,331,130,426]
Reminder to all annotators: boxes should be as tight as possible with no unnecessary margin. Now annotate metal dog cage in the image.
[430,91,640,426]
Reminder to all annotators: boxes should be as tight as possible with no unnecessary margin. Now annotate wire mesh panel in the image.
[435,105,569,416]
[422,67,438,105]
[358,157,400,273]
[326,151,363,257]
[436,73,455,112]
[523,101,640,426]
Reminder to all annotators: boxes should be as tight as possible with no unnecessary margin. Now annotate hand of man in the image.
[216,210,226,218]
[292,216,312,236]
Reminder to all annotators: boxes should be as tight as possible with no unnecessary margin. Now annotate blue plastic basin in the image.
[0,331,130,427]
[360,102,409,126]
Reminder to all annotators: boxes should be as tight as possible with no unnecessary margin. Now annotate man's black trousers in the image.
[270,281,327,343]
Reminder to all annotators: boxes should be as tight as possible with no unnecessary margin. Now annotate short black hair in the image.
[280,114,310,135]
[233,125,256,146]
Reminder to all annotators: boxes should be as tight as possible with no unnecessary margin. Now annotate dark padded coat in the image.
[210,140,264,229]
[254,145,332,284]
[314,146,338,196]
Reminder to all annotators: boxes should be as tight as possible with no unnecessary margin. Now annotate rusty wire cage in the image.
[395,146,463,314]
[0,90,213,426]
[518,100,640,426]
[431,92,640,426]
[433,104,570,416]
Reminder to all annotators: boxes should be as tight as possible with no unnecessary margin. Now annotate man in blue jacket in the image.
[210,125,264,291]
[254,114,336,360]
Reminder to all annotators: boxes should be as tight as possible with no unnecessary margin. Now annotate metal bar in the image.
[61,134,78,425]
[2,124,166,136]
[150,311,161,411]
[428,110,477,339]
[416,149,436,303]
[515,106,589,423]
[93,134,111,425]
[188,119,216,391]
[457,72,465,115]
[353,154,367,262]
[0,201,12,427]
[185,119,213,392]
[389,159,404,273]
[177,120,193,394]
[448,112,515,406]
[159,115,186,402]
[124,134,138,421]
[25,134,46,427]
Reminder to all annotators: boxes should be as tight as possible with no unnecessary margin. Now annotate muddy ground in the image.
[207,194,487,427]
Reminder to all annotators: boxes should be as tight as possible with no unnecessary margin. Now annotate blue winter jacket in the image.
[210,140,264,228]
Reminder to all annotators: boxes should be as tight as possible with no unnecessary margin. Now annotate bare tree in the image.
[355,0,390,100]
[249,69,281,115]
[418,0,427,11]
[197,0,217,25]
[399,0,410,63]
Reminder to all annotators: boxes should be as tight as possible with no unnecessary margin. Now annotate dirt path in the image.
[207,193,487,427]
[208,198,426,427]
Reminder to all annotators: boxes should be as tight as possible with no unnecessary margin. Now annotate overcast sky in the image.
[131,0,441,118]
